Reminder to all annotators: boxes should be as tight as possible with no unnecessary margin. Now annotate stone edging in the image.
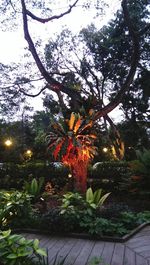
[13,222,150,243]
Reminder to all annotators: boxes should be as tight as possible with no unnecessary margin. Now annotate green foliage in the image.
[88,257,102,265]
[86,188,110,209]
[40,208,77,233]
[0,162,69,190]
[136,149,150,174]
[129,149,150,193]
[60,192,85,217]
[60,188,111,234]
[88,256,110,265]
[38,207,150,238]
[79,215,128,236]
[24,177,44,199]
[79,210,150,237]
[0,190,32,229]
[89,161,132,192]
[61,188,109,217]
[120,211,150,226]
[0,229,46,265]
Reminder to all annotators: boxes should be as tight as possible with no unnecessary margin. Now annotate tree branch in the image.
[21,0,82,103]
[26,0,79,23]
[18,84,47,97]
[94,0,140,120]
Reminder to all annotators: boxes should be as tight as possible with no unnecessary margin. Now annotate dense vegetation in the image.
[0,0,149,264]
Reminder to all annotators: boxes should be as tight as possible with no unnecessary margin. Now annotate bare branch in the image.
[26,0,79,23]
[18,84,47,97]
[21,0,82,103]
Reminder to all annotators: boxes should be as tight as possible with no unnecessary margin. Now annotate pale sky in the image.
[0,0,122,121]
[0,0,121,63]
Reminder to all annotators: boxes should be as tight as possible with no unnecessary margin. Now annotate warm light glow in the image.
[82,149,88,155]
[68,174,72,178]
[26,150,32,155]
[25,150,33,157]
[103,147,108,153]
[4,139,12,147]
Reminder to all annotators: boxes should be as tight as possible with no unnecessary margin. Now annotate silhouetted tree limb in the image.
[94,0,140,120]
[26,0,79,23]
[21,0,82,105]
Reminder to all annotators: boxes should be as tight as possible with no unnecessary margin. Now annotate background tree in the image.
[44,0,149,155]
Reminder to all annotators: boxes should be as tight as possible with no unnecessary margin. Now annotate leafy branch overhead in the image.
[20,0,149,120]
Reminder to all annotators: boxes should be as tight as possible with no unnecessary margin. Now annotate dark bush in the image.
[87,161,132,193]
[0,162,70,190]
[40,208,79,233]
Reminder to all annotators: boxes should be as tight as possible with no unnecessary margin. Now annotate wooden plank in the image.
[101,242,115,265]
[127,236,150,245]
[111,243,125,265]
[64,238,87,265]
[123,246,136,265]
[40,236,59,249]
[87,241,105,264]
[134,245,150,253]
[126,238,150,248]
[21,230,150,265]
[135,254,148,265]
[48,238,72,263]
[139,250,150,258]
[53,238,79,264]
[73,239,95,265]
[134,231,150,238]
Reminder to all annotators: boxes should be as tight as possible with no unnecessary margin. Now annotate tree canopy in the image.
[0,0,149,119]
[0,0,149,161]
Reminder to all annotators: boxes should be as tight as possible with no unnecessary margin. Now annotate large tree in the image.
[1,0,149,119]
[0,0,149,191]
[43,0,149,162]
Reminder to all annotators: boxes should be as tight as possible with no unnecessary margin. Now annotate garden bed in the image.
[1,189,150,244]
[14,222,150,243]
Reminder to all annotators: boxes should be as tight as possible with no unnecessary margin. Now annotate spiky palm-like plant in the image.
[47,112,97,193]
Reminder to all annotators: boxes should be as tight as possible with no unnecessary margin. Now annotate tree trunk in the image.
[71,160,88,193]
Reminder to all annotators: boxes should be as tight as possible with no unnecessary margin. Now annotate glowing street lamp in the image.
[4,139,13,147]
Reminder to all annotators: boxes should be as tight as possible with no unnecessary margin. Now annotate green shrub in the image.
[0,162,69,190]
[88,161,132,192]
[79,216,128,236]
[0,229,46,265]
[24,177,44,201]
[86,188,110,209]
[0,190,32,229]
[127,149,150,194]
[40,208,78,233]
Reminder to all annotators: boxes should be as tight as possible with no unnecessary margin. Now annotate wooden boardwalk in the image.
[22,225,150,265]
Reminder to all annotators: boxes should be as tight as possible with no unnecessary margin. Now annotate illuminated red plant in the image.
[47,112,97,193]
